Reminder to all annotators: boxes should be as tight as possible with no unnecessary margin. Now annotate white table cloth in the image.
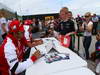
[49,67,95,75]
[26,37,94,75]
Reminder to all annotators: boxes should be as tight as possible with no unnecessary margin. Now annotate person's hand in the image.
[35,40,43,45]
[37,40,43,45]
[31,50,41,62]
[32,50,41,59]
[79,26,84,32]
[32,42,38,46]
[65,32,76,36]
[65,33,71,36]
[32,40,43,46]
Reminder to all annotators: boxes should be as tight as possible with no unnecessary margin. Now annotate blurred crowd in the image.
[0,9,100,41]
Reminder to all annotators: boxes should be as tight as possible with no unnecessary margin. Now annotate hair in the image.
[96,32,100,40]
[94,14,96,16]
[68,11,72,14]
[60,7,69,13]
[84,12,91,17]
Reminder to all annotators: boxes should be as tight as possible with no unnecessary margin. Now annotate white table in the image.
[49,67,95,75]
[26,37,94,75]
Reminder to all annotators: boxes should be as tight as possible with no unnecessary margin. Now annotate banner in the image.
[59,35,71,48]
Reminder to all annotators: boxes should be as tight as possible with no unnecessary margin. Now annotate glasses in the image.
[85,16,90,18]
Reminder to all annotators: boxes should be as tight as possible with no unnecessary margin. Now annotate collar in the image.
[7,34,19,47]
[61,19,69,22]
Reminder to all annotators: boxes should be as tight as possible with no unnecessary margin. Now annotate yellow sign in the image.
[45,16,54,20]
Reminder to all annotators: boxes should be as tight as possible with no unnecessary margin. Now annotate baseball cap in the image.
[9,20,24,33]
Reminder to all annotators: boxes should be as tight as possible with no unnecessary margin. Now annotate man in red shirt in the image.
[23,19,43,48]
[0,20,41,75]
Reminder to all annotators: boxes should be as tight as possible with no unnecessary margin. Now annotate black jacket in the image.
[58,19,75,35]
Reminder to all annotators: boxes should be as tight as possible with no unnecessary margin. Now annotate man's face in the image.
[33,19,36,23]
[16,31,24,40]
[68,13,72,19]
[60,11,68,20]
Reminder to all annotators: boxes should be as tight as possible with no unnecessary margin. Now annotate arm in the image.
[86,22,93,32]
[79,22,85,32]
[1,23,7,33]
[24,30,43,47]
[4,41,40,74]
[27,41,41,47]
[25,38,43,47]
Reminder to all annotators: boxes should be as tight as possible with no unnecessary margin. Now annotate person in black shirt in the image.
[58,7,75,50]
[59,19,75,35]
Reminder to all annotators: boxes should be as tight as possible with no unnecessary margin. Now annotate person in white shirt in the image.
[0,14,8,39]
[23,19,43,48]
[80,12,93,60]
[92,14,99,35]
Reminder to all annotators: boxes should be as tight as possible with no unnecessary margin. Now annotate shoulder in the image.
[68,19,74,23]
[88,21,93,26]
[4,37,16,52]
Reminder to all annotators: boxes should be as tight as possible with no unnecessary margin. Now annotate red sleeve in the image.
[31,56,37,62]
[20,37,28,46]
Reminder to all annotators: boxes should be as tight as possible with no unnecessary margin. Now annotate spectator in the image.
[41,28,54,38]
[23,19,43,48]
[53,18,60,38]
[95,33,100,74]
[68,11,73,20]
[75,15,83,33]
[0,14,8,40]
[58,7,75,50]
[80,12,93,60]
[32,18,39,33]
[97,20,100,33]
[38,19,43,31]
[32,18,36,27]
[60,7,69,13]
[76,15,83,26]
[92,14,99,35]
[21,19,43,61]
[49,18,55,29]
[68,11,76,50]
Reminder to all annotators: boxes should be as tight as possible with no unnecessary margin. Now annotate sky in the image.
[0,0,100,16]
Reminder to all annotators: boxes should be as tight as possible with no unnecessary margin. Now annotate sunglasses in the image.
[85,16,90,18]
